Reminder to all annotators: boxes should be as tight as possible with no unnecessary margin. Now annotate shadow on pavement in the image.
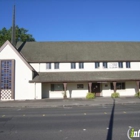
[106,98,115,140]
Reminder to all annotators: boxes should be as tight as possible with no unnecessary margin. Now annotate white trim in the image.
[0,40,34,71]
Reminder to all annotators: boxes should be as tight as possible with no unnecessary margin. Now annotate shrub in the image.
[111,92,120,98]
[135,92,140,98]
[86,93,95,99]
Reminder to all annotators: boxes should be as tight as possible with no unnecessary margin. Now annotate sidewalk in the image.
[0,97,140,108]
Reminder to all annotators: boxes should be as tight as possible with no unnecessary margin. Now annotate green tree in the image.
[0,26,35,47]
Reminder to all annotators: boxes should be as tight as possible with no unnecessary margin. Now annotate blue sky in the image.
[0,0,140,41]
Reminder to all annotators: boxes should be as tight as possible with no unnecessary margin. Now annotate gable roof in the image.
[16,41,140,63]
[30,71,140,83]
[0,40,34,71]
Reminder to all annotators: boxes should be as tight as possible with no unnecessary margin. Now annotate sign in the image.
[127,126,140,140]
[108,62,118,68]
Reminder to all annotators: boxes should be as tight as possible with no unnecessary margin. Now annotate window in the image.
[1,60,12,90]
[118,62,123,68]
[77,84,84,89]
[71,62,76,69]
[46,63,51,69]
[103,62,108,68]
[126,62,131,68]
[110,82,125,90]
[51,84,63,91]
[54,62,59,69]
[95,62,100,68]
[79,62,84,69]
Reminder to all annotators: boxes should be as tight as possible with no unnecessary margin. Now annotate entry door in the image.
[92,83,100,97]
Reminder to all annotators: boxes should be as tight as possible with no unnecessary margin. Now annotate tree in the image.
[0,26,35,47]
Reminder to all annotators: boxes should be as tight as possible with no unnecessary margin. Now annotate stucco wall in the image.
[102,81,137,97]
[42,82,137,98]
[30,62,140,72]
[35,83,42,99]
[0,44,35,100]
[67,83,88,98]
[42,83,88,99]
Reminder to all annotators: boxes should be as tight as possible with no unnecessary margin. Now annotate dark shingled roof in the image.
[16,42,140,63]
[30,71,140,83]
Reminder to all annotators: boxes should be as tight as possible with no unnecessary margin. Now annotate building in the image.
[0,40,140,100]
[0,5,140,100]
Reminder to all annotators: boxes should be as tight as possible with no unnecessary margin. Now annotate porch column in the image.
[63,83,67,98]
[136,81,139,93]
[88,82,92,93]
[113,82,116,93]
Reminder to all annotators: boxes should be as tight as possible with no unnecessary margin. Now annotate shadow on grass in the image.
[106,98,115,140]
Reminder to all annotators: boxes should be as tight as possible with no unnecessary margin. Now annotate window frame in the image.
[51,84,64,91]
[118,62,123,68]
[110,82,125,90]
[126,62,131,68]
[71,62,76,69]
[0,59,15,99]
[46,63,51,69]
[54,62,59,69]
[79,62,84,69]
[77,84,84,89]
[103,62,108,68]
[95,62,100,69]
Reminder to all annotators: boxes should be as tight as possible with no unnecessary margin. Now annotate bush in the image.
[86,93,95,99]
[111,92,120,98]
[135,92,140,98]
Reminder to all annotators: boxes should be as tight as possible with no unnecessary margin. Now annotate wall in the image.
[42,82,137,98]
[35,83,42,99]
[30,62,140,72]
[42,83,88,99]
[0,44,35,100]
[67,83,88,98]
[102,81,137,97]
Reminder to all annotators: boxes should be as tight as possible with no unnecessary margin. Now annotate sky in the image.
[0,0,140,42]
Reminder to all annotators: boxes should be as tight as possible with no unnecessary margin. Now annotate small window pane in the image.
[95,62,100,68]
[103,62,107,68]
[54,63,59,69]
[79,62,84,69]
[126,62,130,68]
[110,82,125,90]
[118,62,123,68]
[51,84,63,91]
[46,63,51,69]
[71,62,76,69]
[77,84,84,89]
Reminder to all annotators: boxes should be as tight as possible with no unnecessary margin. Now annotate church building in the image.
[0,6,140,100]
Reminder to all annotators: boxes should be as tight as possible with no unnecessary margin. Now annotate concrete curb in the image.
[0,101,140,108]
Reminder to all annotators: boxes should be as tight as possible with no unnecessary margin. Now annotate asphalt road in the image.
[0,104,140,140]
